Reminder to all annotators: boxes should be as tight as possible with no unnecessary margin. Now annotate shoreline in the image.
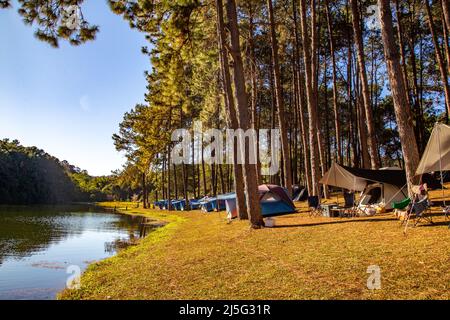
[57,202,187,300]
[58,199,450,300]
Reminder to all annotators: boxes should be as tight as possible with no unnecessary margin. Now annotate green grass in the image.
[59,191,450,300]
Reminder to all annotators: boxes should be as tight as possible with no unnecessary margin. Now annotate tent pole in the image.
[437,125,446,208]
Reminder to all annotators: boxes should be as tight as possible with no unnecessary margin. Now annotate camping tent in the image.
[199,197,226,212]
[218,193,238,218]
[320,162,408,210]
[292,185,308,202]
[415,122,450,209]
[218,185,296,218]
[189,199,202,210]
[172,200,186,211]
[258,184,297,217]
[415,123,450,175]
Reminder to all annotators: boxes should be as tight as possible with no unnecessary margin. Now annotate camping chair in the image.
[307,196,323,217]
[340,192,358,217]
[410,198,433,227]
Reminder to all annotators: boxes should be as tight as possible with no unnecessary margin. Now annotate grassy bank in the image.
[59,194,450,300]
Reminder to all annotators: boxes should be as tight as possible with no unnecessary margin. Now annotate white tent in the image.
[320,162,408,210]
[415,123,450,175]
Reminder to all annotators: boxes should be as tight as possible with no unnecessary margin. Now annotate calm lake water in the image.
[0,205,156,300]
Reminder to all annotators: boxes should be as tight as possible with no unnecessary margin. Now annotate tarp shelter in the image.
[320,162,408,210]
[416,123,450,175]
[258,184,296,217]
[415,122,450,209]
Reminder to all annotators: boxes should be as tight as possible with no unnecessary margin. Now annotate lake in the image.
[0,205,156,300]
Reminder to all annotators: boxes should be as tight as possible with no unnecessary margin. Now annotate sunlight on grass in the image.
[59,186,450,300]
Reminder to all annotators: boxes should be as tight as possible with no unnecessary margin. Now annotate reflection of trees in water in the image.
[103,217,164,254]
[0,205,146,265]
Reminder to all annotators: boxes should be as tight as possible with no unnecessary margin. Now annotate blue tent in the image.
[259,184,296,216]
[218,193,238,218]
[189,199,202,210]
[172,200,186,211]
[219,185,296,218]
[199,197,226,212]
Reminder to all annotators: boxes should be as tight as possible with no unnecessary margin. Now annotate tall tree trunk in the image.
[350,0,380,169]
[292,0,311,192]
[325,0,342,164]
[167,148,172,211]
[216,0,248,219]
[299,0,321,196]
[191,132,197,198]
[173,163,178,200]
[378,0,420,194]
[201,141,207,195]
[394,0,414,117]
[442,12,450,77]
[248,3,262,185]
[425,0,450,119]
[142,171,147,209]
[225,0,264,226]
[267,0,293,196]
[441,0,450,32]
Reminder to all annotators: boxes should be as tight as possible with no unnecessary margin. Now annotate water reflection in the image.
[0,205,161,300]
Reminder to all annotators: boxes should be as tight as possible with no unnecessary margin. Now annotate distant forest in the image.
[0,139,142,205]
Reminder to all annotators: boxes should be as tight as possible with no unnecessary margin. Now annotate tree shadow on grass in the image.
[271,217,396,229]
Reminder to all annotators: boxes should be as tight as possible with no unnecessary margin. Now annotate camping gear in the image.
[321,203,338,217]
[258,184,297,217]
[320,162,408,211]
[217,193,238,219]
[219,186,296,219]
[402,185,433,233]
[392,197,411,210]
[199,197,226,213]
[308,196,322,217]
[172,200,186,211]
[292,186,308,202]
[189,199,202,210]
[415,123,450,175]
[415,123,449,225]
[404,197,432,228]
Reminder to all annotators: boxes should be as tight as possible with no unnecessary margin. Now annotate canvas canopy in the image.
[415,123,450,175]
[319,162,369,191]
[320,162,407,191]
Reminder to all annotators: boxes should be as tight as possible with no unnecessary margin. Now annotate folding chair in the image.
[341,192,358,217]
[411,198,433,227]
[307,196,323,217]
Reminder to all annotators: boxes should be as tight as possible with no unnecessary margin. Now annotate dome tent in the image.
[219,184,297,219]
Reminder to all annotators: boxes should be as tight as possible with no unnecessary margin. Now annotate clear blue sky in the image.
[0,1,149,176]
